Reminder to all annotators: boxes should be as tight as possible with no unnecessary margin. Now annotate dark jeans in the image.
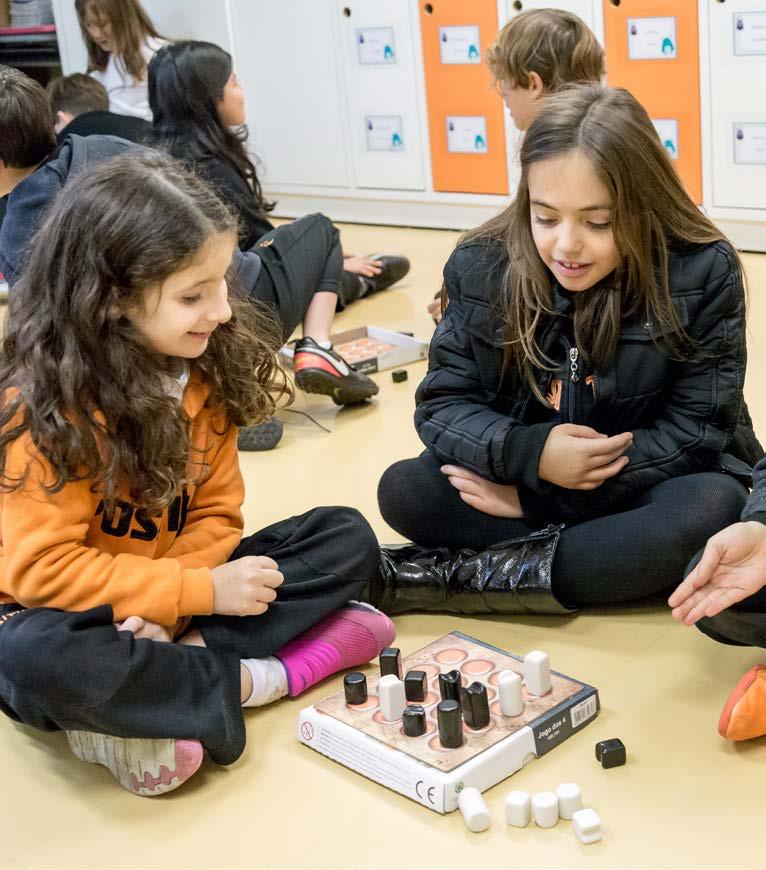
[0,507,378,765]
[250,213,343,339]
[378,452,748,607]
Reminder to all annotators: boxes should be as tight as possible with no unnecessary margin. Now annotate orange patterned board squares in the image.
[333,337,397,365]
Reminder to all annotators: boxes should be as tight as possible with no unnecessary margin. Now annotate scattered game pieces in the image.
[532,791,559,828]
[556,782,583,820]
[460,681,491,730]
[343,672,367,706]
[572,808,602,844]
[380,647,402,679]
[457,787,491,833]
[498,669,523,717]
[595,738,626,769]
[505,790,531,827]
[379,674,406,721]
[524,650,552,697]
[404,670,427,702]
[438,669,462,701]
[392,369,408,383]
[437,699,464,748]
[402,704,427,737]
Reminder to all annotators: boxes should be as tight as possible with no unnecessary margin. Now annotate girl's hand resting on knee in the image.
[668,522,766,625]
[116,616,173,642]
[211,556,284,616]
[441,465,524,518]
[539,424,633,490]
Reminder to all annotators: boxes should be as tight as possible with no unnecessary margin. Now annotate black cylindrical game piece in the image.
[402,704,427,737]
[344,672,368,705]
[404,669,427,702]
[380,647,402,679]
[460,681,490,730]
[438,669,462,701]
[437,699,464,748]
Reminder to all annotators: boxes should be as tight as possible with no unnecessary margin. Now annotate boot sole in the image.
[295,370,378,405]
[718,665,765,738]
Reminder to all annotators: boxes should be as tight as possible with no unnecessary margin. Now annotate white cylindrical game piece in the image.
[524,650,552,697]
[572,808,602,844]
[556,782,583,820]
[457,787,491,833]
[378,674,407,721]
[531,791,559,828]
[505,790,531,827]
[498,669,523,716]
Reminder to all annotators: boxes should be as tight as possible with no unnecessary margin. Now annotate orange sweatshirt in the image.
[0,370,244,626]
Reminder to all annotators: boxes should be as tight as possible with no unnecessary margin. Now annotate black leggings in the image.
[378,452,748,608]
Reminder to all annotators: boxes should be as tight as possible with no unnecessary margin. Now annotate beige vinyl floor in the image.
[2,223,766,870]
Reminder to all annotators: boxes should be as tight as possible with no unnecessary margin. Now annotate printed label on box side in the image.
[531,688,600,756]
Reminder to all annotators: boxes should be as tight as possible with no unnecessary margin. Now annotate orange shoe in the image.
[718,665,766,740]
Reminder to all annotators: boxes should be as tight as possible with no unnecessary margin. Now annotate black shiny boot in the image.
[362,525,575,616]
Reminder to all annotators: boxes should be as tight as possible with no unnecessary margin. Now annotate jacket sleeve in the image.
[521,244,748,522]
[163,415,244,568]
[1,434,215,626]
[414,244,557,493]
[742,457,766,524]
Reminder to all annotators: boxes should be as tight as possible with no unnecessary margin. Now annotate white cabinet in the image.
[141,1,234,53]
[337,0,426,190]
[230,0,351,189]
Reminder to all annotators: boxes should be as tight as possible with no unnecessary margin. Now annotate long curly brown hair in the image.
[0,151,290,512]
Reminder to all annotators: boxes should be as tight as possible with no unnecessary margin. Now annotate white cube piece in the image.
[572,808,602,844]
[505,790,531,827]
[556,782,583,820]
[457,787,491,833]
[378,674,406,721]
[524,650,552,696]
[498,669,523,717]
[531,791,559,828]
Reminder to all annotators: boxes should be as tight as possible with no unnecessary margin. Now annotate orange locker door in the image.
[419,0,508,195]
[603,0,702,203]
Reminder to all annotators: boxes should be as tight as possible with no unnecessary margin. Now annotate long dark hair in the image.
[0,151,289,512]
[148,41,274,215]
[463,84,738,403]
[75,0,162,80]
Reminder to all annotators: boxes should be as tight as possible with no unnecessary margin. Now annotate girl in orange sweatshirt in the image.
[0,151,393,796]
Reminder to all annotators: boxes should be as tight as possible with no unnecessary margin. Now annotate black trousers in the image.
[378,452,748,607]
[250,213,343,339]
[0,507,378,765]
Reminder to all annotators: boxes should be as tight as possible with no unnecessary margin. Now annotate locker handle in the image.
[513,1,523,10]
[342,6,351,17]
[424,3,433,13]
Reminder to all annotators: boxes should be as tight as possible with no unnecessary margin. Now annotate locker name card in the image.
[365,115,404,152]
[357,27,396,65]
[439,25,481,64]
[652,119,679,161]
[446,116,487,153]
[734,124,766,166]
[734,12,766,57]
[627,17,677,60]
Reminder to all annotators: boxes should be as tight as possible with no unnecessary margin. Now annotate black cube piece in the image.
[460,681,490,730]
[343,672,368,706]
[437,699,464,748]
[392,369,408,383]
[404,669,427,702]
[380,647,402,679]
[438,669,463,701]
[595,738,626,768]
[402,704,427,737]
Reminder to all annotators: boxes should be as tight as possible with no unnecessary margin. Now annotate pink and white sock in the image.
[276,602,395,697]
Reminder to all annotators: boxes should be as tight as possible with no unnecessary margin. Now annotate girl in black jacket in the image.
[147,41,409,310]
[373,85,762,616]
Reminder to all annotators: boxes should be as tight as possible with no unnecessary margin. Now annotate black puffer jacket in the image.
[415,239,763,523]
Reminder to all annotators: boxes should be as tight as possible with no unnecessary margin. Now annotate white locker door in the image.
[140,1,234,52]
[230,0,351,189]
[337,0,425,190]
[708,0,766,210]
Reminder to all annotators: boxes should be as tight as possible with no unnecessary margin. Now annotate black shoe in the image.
[293,337,379,405]
[362,254,411,295]
[361,526,575,616]
[237,417,283,451]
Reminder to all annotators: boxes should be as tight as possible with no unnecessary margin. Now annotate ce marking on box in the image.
[415,780,436,806]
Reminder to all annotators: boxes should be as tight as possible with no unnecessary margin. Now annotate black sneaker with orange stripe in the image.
[293,337,379,405]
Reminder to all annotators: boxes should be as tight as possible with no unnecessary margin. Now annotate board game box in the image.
[297,632,600,814]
